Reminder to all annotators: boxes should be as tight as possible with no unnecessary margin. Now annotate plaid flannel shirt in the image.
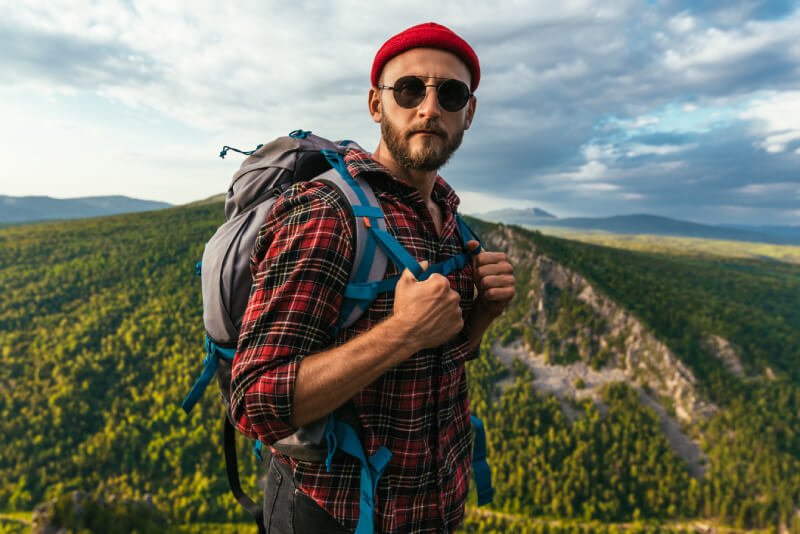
[230,147,477,533]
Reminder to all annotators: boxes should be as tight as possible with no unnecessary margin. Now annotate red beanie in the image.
[371,22,480,92]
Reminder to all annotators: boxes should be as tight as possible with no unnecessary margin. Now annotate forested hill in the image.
[1,201,799,532]
[0,195,171,224]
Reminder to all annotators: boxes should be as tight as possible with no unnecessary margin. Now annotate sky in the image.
[1,0,799,225]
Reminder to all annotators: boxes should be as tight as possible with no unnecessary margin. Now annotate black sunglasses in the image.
[378,75,472,112]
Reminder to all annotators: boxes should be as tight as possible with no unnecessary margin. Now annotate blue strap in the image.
[456,213,482,254]
[321,149,372,207]
[342,249,472,306]
[324,416,392,534]
[351,205,384,218]
[423,252,471,279]
[368,226,423,278]
[218,144,264,159]
[322,149,385,334]
[253,440,264,463]
[289,129,311,139]
[470,415,494,505]
[321,149,387,327]
[343,279,392,302]
[181,336,236,414]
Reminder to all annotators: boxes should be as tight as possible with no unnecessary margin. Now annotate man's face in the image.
[371,48,476,172]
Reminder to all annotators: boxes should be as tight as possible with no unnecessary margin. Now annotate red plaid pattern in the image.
[230,148,477,533]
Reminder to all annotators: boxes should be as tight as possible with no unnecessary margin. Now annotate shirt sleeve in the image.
[229,181,354,444]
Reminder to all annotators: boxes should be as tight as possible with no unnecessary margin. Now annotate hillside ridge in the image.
[1,203,798,530]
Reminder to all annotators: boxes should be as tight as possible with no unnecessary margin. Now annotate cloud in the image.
[740,91,800,154]
[736,182,800,199]
[1,0,800,225]
[625,143,696,157]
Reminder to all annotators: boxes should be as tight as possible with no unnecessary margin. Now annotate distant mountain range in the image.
[477,208,800,246]
[0,195,172,224]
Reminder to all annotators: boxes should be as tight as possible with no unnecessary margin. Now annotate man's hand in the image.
[467,240,515,319]
[391,261,465,353]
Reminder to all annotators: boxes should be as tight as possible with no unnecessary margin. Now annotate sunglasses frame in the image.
[377,75,473,112]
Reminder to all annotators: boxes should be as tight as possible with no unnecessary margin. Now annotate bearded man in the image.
[230,22,515,533]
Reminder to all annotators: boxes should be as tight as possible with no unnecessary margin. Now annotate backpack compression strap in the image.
[471,415,494,505]
[320,150,483,323]
[323,417,392,534]
[181,336,235,414]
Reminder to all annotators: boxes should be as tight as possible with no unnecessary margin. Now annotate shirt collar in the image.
[343,147,462,213]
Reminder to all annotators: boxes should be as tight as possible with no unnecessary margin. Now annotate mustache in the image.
[405,121,447,139]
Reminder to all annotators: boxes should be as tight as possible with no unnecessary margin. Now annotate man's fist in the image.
[467,240,515,318]
[391,261,465,352]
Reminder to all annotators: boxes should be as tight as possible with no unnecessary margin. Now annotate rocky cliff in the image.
[481,224,719,474]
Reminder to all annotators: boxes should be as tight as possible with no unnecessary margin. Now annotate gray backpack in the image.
[181,129,491,534]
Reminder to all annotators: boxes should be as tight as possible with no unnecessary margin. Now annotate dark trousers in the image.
[263,453,352,533]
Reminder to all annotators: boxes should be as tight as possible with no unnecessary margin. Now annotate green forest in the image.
[1,203,799,533]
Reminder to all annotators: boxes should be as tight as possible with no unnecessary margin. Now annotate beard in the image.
[381,115,465,172]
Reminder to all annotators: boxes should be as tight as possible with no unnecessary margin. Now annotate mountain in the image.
[1,204,799,531]
[0,195,172,224]
[479,207,557,225]
[477,210,800,246]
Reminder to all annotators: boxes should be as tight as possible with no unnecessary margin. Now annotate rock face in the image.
[702,334,746,378]
[479,224,718,475]
[482,225,715,425]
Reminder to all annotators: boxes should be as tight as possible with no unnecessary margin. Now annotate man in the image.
[230,22,515,533]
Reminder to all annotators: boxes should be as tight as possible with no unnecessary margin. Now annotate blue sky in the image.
[1,0,798,225]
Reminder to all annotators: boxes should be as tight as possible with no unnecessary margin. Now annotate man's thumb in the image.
[400,261,429,283]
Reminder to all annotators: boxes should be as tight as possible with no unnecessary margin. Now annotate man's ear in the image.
[464,95,477,130]
[368,87,382,123]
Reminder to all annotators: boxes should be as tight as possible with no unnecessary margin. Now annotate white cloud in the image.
[575,161,609,181]
[632,116,660,128]
[582,143,618,162]
[625,143,695,157]
[667,12,696,34]
[662,12,800,72]
[736,182,800,197]
[575,182,619,191]
[538,158,609,185]
[740,91,800,154]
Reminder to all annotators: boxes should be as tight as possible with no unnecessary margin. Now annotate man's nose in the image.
[416,86,442,119]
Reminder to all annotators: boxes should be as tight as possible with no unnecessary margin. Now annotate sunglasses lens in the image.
[392,76,426,108]
[438,79,470,112]
[389,76,471,111]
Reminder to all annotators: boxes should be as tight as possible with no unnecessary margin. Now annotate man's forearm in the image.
[290,316,417,427]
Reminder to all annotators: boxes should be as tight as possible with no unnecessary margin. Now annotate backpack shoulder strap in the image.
[311,160,390,331]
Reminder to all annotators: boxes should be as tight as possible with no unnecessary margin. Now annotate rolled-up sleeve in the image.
[229,181,354,444]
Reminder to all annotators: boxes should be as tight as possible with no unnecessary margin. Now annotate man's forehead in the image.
[380,47,472,84]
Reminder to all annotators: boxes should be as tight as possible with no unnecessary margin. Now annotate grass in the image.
[530,227,800,264]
